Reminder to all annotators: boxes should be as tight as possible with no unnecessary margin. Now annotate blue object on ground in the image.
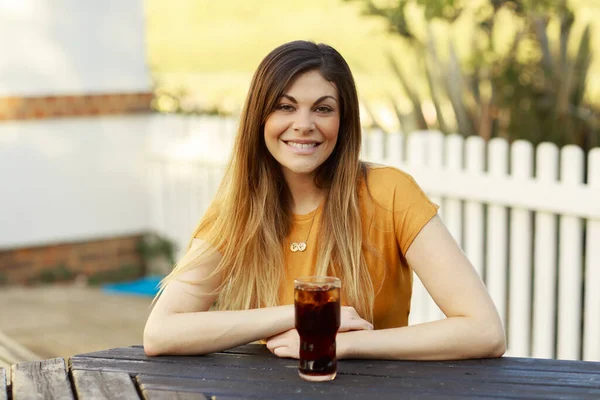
[103,275,163,297]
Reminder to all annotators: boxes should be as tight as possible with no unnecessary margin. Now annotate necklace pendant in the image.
[290,242,307,252]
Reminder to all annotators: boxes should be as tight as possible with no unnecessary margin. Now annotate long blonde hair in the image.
[160,41,375,320]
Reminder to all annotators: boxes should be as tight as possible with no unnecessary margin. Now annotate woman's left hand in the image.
[266,329,300,359]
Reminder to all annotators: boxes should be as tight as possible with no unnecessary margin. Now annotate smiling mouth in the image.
[283,141,321,149]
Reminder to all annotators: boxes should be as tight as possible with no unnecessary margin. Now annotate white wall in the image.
[0,116,152,249]
[0,0,151,96]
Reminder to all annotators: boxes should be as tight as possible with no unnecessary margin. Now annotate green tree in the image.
[347,0,599,152]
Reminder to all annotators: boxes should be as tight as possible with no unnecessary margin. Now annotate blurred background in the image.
[0,0,599,366]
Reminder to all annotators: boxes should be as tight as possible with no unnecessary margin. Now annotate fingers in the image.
[266,340,283,357]
[273,346,295,358]
[339,319,373,332]
[266,340,296,359]
[340,318,373,332]
[266,341,283,357]
[266,336,282,353]
[339,306,374,332]
[265,329,290,348]
[265,329,299,359]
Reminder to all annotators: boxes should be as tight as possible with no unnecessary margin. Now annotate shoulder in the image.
[363,163,424,199]
[365,163,416,182]
[359,162,437,215]
[361,163,439,253]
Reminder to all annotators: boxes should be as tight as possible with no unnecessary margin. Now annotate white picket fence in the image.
[147,114,600,362]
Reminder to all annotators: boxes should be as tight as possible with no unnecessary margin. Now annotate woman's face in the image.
[264,69,340,181]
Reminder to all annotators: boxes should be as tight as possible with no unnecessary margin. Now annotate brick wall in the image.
[0,235,146,285]
[0,91,154,285]
[0,92,153,121]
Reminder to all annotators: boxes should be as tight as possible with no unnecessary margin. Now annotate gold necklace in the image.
[289,211,317,253]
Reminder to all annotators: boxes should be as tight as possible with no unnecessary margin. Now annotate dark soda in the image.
[294,278,341,382]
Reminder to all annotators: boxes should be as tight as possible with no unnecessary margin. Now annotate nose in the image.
[293,110,315,134]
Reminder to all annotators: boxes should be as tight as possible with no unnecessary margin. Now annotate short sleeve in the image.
[192,214,227,255]
[391,171,439,255]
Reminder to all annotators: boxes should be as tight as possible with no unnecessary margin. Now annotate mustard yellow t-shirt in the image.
[278,165,438,329]
[194,165,438,329]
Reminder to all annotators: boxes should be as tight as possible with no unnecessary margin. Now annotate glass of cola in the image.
[294,276,341,382]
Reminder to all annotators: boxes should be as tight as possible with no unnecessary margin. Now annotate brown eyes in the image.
[276,104,295,112]
[275,104,334,113]
[315,106,334,113]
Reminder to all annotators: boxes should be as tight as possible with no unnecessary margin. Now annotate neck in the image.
[283,171,325,215]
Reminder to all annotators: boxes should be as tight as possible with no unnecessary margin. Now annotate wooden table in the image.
[2,344,600,399]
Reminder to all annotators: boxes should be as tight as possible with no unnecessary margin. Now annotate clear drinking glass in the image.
[294,276,341,382]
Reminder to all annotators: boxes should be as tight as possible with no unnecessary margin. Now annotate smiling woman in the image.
[143,41,506,363]
[264,70,340,191]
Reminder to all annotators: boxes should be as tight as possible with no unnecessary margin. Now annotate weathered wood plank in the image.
[70,356,600,399]
[137,374,405,400]
[136,374,442,399]
[0,368,7,400]
[142,390,243,400]
[70,345,600,398]
[73,344,600,375]
[11,358,74,400]
[71,370,140,399]
[135,372,600,399]
[141,389,207,400]
[70,347,600,390]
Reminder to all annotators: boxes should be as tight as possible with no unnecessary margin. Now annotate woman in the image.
[144,40,506,360]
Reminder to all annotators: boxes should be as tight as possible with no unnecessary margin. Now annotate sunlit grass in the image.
[144,0,420,121]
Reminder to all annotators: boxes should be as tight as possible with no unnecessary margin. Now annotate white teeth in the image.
[287,141,317,149]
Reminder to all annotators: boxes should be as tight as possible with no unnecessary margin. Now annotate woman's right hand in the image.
[339,306,374,332]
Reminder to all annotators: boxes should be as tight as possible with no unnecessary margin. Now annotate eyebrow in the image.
[280,94,338,105]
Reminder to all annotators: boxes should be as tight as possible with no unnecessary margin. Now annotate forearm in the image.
[337,317,506,361]
[144,305,294,356]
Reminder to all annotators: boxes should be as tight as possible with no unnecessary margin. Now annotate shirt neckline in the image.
[292,202,324,222]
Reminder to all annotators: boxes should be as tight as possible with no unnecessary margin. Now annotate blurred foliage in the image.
[347,0,600,152]
[149,77,230,115]
[87,265,144,286]
[39,264,75,284]
[136,233,177,267]
[151,88,231,116]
